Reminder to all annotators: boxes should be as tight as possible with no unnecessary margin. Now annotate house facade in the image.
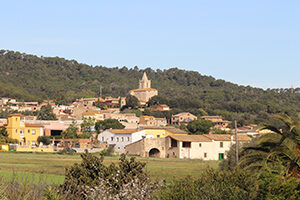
[139,116,167,127]
[97,129,146,153]
[201,116,231,128]
[171,112,197,125]
[6,114,43,146]
[125,133,251,160]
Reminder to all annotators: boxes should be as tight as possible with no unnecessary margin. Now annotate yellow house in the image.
[6,114,43,146]
[144,128,187,138]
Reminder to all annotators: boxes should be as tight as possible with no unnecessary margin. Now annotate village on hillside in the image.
[0,73,271,160]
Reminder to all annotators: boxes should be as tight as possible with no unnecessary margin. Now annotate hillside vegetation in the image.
[0,50,299,125]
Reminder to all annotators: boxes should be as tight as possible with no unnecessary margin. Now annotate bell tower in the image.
[139,72,151,89]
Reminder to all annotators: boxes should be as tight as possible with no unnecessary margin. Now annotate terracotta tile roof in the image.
[25,123,44,128]
[203,134,251,141]
[8,114,24,117]
[83,111,98,115]
[107,129,140,134]
[234,134,252,141]
[172,112,197,118]
[170,135,212,142]
[203,134,231,141]
[139,127,187,134]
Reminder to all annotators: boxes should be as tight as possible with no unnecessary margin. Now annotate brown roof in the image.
[170,135,212,142]
[25,123,44,128]
[108,129,139,134]
[140,127,187,134]
[172,112,197,118]
[204,134,252,141]
[8,114,24,117]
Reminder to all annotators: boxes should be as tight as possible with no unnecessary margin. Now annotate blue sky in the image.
[0,0,299,89]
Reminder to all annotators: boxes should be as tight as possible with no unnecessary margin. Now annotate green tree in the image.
[239,113,300,177]
[125,95,139,108]
[61,152,155,199]
[61,121,79,139]
[80,117,95,138]
[187,119,215,134]
[95,119,125,133]
[37,136,51,145]
[0,127,8,137]
[37,104,57,120]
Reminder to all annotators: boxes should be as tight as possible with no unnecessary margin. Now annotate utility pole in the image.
[235,120,239,163]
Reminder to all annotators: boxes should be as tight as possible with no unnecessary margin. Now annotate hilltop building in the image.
[171,112,197,125]
[129,72,158,105]
[201,116,231,128]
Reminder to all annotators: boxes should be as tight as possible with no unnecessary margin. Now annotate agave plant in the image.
[239,113,300,177]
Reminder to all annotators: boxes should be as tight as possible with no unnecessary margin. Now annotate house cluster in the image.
[99,128,251,160]
[0,73,267,159]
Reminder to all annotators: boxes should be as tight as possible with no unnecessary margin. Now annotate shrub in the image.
[60,151,159,199]
[100,145,115,156]
[156,168,258,200]
[37,136,51,146]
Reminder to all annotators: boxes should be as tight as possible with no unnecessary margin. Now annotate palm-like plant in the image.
[239,113,300,177]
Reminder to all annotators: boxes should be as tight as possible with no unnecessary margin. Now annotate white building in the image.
[98,129,147,153]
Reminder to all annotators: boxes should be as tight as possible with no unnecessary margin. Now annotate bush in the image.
[156,168,258,200]
[100,145,115,156]
[156,168,300,200]
[60,152,159,199]
[37,136,51,146]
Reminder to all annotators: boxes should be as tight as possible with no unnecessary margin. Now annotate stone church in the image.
[129,72,158,104]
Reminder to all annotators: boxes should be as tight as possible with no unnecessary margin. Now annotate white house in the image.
[98,129,147,153]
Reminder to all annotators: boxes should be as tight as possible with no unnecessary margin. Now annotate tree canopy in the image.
[95,119,125,133]
[187,119,215,134]
[37,104,57,120]
[1,50,300,125]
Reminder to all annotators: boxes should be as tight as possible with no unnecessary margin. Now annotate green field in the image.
[0,152,219,185]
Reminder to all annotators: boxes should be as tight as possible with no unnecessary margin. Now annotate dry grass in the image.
[0,152,219,185]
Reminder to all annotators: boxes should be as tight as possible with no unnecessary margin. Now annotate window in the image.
[111,137,114,141]
[204,153,207,158]
[117,137,119,142]
[32,129,36,135]
[199,143,202,147]
[121,137,124,142]
[127,137,130,141]
[220,142,223,148]
[182,142,191,148]
[171,139,178,147]
[28,129,30,134]
[102,137,104,141]
[157,135,160,138]
[31,141,35,146]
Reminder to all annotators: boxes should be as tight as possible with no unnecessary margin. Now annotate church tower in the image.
[139,72,151,89]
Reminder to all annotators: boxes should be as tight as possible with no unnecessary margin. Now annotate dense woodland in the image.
[0,50,300,126]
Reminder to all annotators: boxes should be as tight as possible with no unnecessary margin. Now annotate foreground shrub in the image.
[156,168,258,200]
[156,168,300,200]
[0,173,57,200]
[60,151,159,199]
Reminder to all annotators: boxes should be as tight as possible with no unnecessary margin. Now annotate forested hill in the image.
[0,50,299,125]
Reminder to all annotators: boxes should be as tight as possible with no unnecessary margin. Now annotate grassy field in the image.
[0,152,219,185]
